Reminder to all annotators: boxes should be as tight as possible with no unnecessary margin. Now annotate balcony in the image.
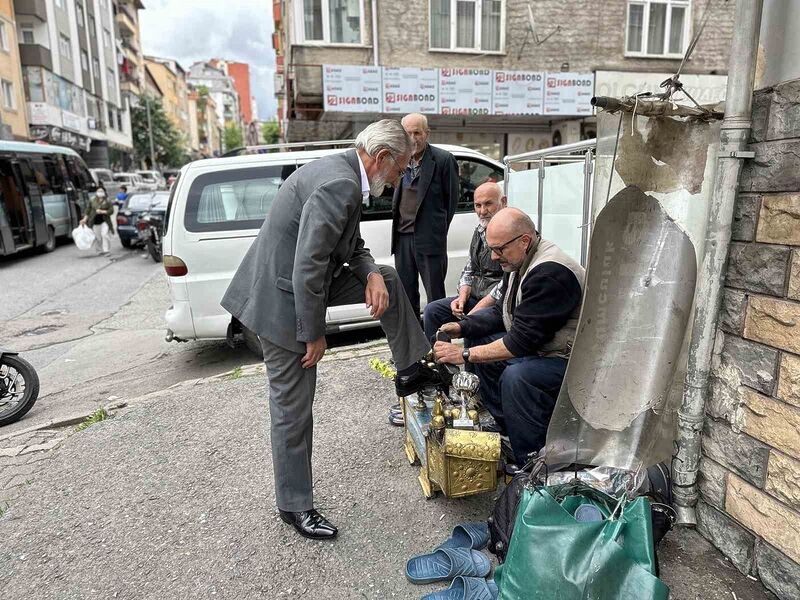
[19,44,52,71]
[14,0,47,22]
[116,8,137,36]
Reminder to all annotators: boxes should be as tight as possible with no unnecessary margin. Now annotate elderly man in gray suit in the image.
[221,120,444,540]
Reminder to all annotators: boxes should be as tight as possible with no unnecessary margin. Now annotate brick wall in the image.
[698,80,800,600]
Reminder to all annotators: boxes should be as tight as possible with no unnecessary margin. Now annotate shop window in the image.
[626,0,690,58]
[430,0,504,53]
[300,0,362,44]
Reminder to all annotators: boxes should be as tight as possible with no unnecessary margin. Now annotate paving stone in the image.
[726,242,791,296]
[696,500,755,575]
[756,540,800,600]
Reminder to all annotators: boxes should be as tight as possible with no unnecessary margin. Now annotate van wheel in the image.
[242,327,263,359]
[42,226,56,253]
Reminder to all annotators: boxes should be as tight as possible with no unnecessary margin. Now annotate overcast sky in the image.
[139,0,277,120]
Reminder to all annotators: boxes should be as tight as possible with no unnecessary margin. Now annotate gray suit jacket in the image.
[221,150,380,353]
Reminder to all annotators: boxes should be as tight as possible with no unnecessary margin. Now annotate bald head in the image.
[473,181,507,225]
[486,208,539,271]
[401,113,430,158]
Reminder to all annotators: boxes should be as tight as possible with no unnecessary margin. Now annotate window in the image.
[107,68,116,98]
[300,0,362,44]
[184,166,295,232]
[107,105,114,129]
[80,50,89,71]
[42,156,67,194]
[59,34,71,60]
[92,57,100,77]
[89,15,96,36]
[626,0,690,57]
[55,0,64,8]
[22,67,44,102]
[20,25,35,44]
[103,28,111,48]
[77,3,85,28]
[430,0,504,52]
[1,80,15,110]
[0,22,8,52]
[456,159,503,212]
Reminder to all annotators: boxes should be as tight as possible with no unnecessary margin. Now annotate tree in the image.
[223,124,243,151]
[261,119,280,144]
[130,96,185,168]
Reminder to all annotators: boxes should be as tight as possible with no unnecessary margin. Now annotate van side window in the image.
[457,159,504,213]
[362,185,394,222]
[184,165,293,233]
[42,156,66,194]
[29,156,52,195]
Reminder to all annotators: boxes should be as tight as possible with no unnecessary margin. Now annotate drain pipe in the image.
[371,0,379,67]
[672,0,764,526]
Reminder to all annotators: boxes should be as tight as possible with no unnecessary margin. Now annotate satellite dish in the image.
[518,2,561,59]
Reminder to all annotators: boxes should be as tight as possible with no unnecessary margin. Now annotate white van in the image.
[161,144,505,350]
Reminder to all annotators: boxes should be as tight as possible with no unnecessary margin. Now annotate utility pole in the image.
[145,96,156,169]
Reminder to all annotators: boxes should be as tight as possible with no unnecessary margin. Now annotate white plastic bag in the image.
[72,224,96,251]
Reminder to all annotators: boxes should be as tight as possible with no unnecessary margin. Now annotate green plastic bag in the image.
[496,483,669,600]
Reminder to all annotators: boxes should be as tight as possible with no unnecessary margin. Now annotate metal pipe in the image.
[536,158,545,234]
[504,138,596,165]
[580,150,593,266]
[371,0,379,67]
[672,0,764,527]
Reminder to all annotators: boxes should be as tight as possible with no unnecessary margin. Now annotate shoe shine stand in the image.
[400,370,501,499]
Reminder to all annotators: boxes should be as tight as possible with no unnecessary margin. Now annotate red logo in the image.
[327,95,338,106]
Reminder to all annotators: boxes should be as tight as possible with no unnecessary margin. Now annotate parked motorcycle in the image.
[0,349,40,426]
[136,210,164,263]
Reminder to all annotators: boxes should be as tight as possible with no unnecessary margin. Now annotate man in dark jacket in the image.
[392,113,459,316]
[433,208,585,465]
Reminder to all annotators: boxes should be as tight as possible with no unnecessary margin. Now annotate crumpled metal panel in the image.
[545,185,697,470]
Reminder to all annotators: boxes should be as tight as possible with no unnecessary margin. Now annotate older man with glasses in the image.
[432,207,585,466]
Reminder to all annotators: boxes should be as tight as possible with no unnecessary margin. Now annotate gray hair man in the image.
[221,119,445,540]
[433,208,585,466]
[391,113,460,317]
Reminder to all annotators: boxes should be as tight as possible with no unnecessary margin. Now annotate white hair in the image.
[401,112,429,132]
[355,119,412,160]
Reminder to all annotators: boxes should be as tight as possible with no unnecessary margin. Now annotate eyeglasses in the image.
[386,153,405,181]
[488,234,526,256]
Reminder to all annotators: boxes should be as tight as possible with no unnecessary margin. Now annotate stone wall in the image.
[699,79,800,600]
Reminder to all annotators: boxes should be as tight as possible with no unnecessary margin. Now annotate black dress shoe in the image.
[279,509,338,540]
[395,363,444,397]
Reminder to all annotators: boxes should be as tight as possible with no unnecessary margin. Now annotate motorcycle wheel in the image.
[0,355,40,427]
[146,238,162,263]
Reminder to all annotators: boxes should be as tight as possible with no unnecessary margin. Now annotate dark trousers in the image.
[423,295,479,341]
[470,334,568,465]
[395,233,447,316]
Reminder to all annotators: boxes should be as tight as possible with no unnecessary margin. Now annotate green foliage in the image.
[75,407,110,432]
[261,120,280,144]
[225,366,244,380]
[223,124,243,151]
[130,96,185,169]
[369,357,397,380]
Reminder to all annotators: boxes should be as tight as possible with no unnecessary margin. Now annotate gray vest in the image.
[502,238,585,358]
[468,227,504,300]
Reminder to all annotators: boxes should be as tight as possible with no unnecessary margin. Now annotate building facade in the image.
[15,0,133,166]
[143,55,190,152]
[275,0,734,157]
[187,84,222,158]
[187,59,241,148]
[0,0,29,140]
[114,1,143,101]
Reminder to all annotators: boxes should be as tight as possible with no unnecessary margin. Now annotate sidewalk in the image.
[0,348,776,599]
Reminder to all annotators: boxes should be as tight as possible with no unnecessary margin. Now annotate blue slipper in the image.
[406,547,491,585]
[421,577,499,600]
[436,522,490,551]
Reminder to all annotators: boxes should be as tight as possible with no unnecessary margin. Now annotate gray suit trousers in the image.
[261,264,429,511]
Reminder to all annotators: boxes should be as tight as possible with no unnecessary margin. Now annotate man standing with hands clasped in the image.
[222,120,445,540]
[392,113,460,317]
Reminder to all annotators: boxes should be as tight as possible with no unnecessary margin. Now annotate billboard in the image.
[383,67,439,114]
[439,68,493,115]
[544,72,595,116]
[323,65,383,113]
[492,70,545,115]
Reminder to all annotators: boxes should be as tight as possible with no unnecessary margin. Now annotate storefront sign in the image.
[61,110,83,132]
[544,72,594,116]
[323,65,383,113]
[439,68,493,115]
[594,70,727,104]
[382,67,438,114]
[28,102,59,125]
[493,71,545,115]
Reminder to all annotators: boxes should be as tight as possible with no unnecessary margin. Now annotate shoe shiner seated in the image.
[433,207,585,466]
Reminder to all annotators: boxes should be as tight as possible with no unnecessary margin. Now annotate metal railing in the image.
[503,138,596,265]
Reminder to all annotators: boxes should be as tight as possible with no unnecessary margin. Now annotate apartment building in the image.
[114,0,143,101]
[187,84,222,158]
[0,0,29,140]
[15,0,132,166]
[144,55,190,150]
[187,60,241,137]
[274,0,734,157]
